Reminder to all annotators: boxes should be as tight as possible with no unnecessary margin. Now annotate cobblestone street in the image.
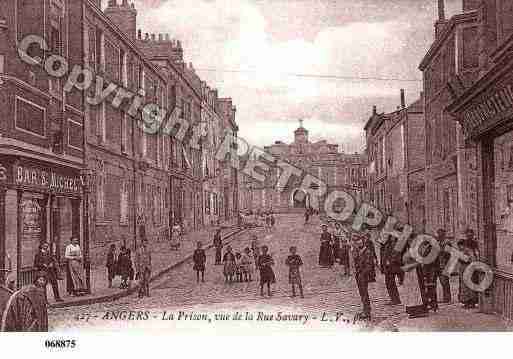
[48,214,464,332]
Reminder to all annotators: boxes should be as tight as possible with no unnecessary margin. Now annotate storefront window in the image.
[494,131,513,273]
[20,195,45,268]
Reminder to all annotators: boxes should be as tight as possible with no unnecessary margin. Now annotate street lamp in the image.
[80,167,93,294]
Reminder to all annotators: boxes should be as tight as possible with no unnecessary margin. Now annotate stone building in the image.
[239,121,366,214]
[0,0,86,287]
[364,90,425,227]
[0,0,239,287]
[447,0,513,321]
[419,0,481,238]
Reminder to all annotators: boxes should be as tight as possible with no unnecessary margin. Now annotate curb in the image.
[49,227,248,309]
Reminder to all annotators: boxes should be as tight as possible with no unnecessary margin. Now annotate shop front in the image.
[0,155,83,289]
[448,50,513,320]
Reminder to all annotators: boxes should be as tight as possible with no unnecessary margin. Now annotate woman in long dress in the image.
[64,237,87,296]
[319,224,334,268]
[223,246,236,283]
[458,238,479,309]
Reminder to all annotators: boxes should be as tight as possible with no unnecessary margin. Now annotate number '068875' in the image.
[44,339,77,349]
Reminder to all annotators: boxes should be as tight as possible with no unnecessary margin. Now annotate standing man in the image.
[34,242,63,302]
[352,232,374,320]
[380,235,401,305]
[436,228,452,303]
[135,239,152,298]
[213,229,223,265]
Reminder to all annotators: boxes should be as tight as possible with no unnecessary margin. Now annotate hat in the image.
[321,223,328,228]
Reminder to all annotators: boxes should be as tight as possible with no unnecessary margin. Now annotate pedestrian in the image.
[458,229,479,309]
[241,247,254,282]
[335,223,351,276]
[257,245,275,297]
[332,225,341,263]
[380,234,402,305]
[117,246,133,290]
[351,232,374,320]
[362,226,378,283]
[213,229,223,265]
[235,253,243,282]
[223,246,236,283]
[304,208,310,225]
[250,235,259,262]
[435,228,452,303]
[34,242,63,302]
[171,221,181,250]
[106,244,117,289]
[135,239,152,298]
[319,224,334,268]
[285,246,304,298]
[64,237,87,296]
[420,239,439,312]
[193,241,206,283]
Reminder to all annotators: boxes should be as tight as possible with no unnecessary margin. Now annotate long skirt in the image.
[68,260,86,292]
[458,266,479,305]
[260,266,275,285]
[224,261,236,277]
[319,242,334,267]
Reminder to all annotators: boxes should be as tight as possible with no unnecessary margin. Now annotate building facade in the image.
[448,0,513,321]
[364,90,425,227]
[0,0,239,287]
[0,0,86,287]
[240,122,366,214]
[419,0,481,238]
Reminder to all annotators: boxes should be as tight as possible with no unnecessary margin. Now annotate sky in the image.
[132,0,464,152]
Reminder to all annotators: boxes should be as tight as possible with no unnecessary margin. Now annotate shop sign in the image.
[462,83,513,137]
[15,164,82,194]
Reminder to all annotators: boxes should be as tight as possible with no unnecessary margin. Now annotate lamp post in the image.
[80,167,93,294]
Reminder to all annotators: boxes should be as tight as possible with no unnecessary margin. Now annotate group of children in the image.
[192,233,305,298]
[106,243,135,289]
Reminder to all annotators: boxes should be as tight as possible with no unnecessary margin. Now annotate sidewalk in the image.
[388,304,513,332]
[48,220,244,309]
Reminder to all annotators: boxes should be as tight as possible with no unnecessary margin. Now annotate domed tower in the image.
[294,119,309,144]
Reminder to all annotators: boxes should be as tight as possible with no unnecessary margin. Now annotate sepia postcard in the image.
[1,0,513,353]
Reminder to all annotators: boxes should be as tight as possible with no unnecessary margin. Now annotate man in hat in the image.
[352,232,374,320]
[435,228,452,303]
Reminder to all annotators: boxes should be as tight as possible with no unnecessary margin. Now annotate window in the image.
[120,49,126,86]
[120,179,129,225]
[461,27,479,70]
[95,27,103,72]
[15,97,46,137]
[104,38,119,81]
[121,112,127,153]
[68,119,83,150]
[96,161,105,221]
[205,192,211,215]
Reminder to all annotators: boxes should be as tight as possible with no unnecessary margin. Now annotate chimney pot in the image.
[137,29,142,40]
[438,0,446,21]
[400,89,406,108]
[372,105,377,115]
[158,34,163,41]
[145,33,149,41]
[165,34,170,41]
[151,33,156,41]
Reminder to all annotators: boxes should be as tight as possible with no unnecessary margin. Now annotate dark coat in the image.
[353,246,375,283]
[193,249,206,271]
[34,251,59,282]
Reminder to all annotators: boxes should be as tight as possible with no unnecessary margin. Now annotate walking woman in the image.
[223,246,236,283]
[257,245,275,297]
[319,224,334,268]
[458,229,480,309]
[64,237,87,296]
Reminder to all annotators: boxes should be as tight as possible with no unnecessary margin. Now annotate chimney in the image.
[158,34,163,41]
[400,89,406,108]
[145,33,149,41]
[151,33,156,41]
[435,0,447,38]
[372,105,377,115]
[137,29,142,40]
[104,0,138,41]
[165,34,170,42]
[438,0,445,21]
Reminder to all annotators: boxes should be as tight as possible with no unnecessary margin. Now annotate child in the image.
[241,247,254,282]
[106,244,117,288]
[285,246,304,298]
[235,253,243,282]
[193,242,206,283]
[257,245,275,297]
[223,246,236,283]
